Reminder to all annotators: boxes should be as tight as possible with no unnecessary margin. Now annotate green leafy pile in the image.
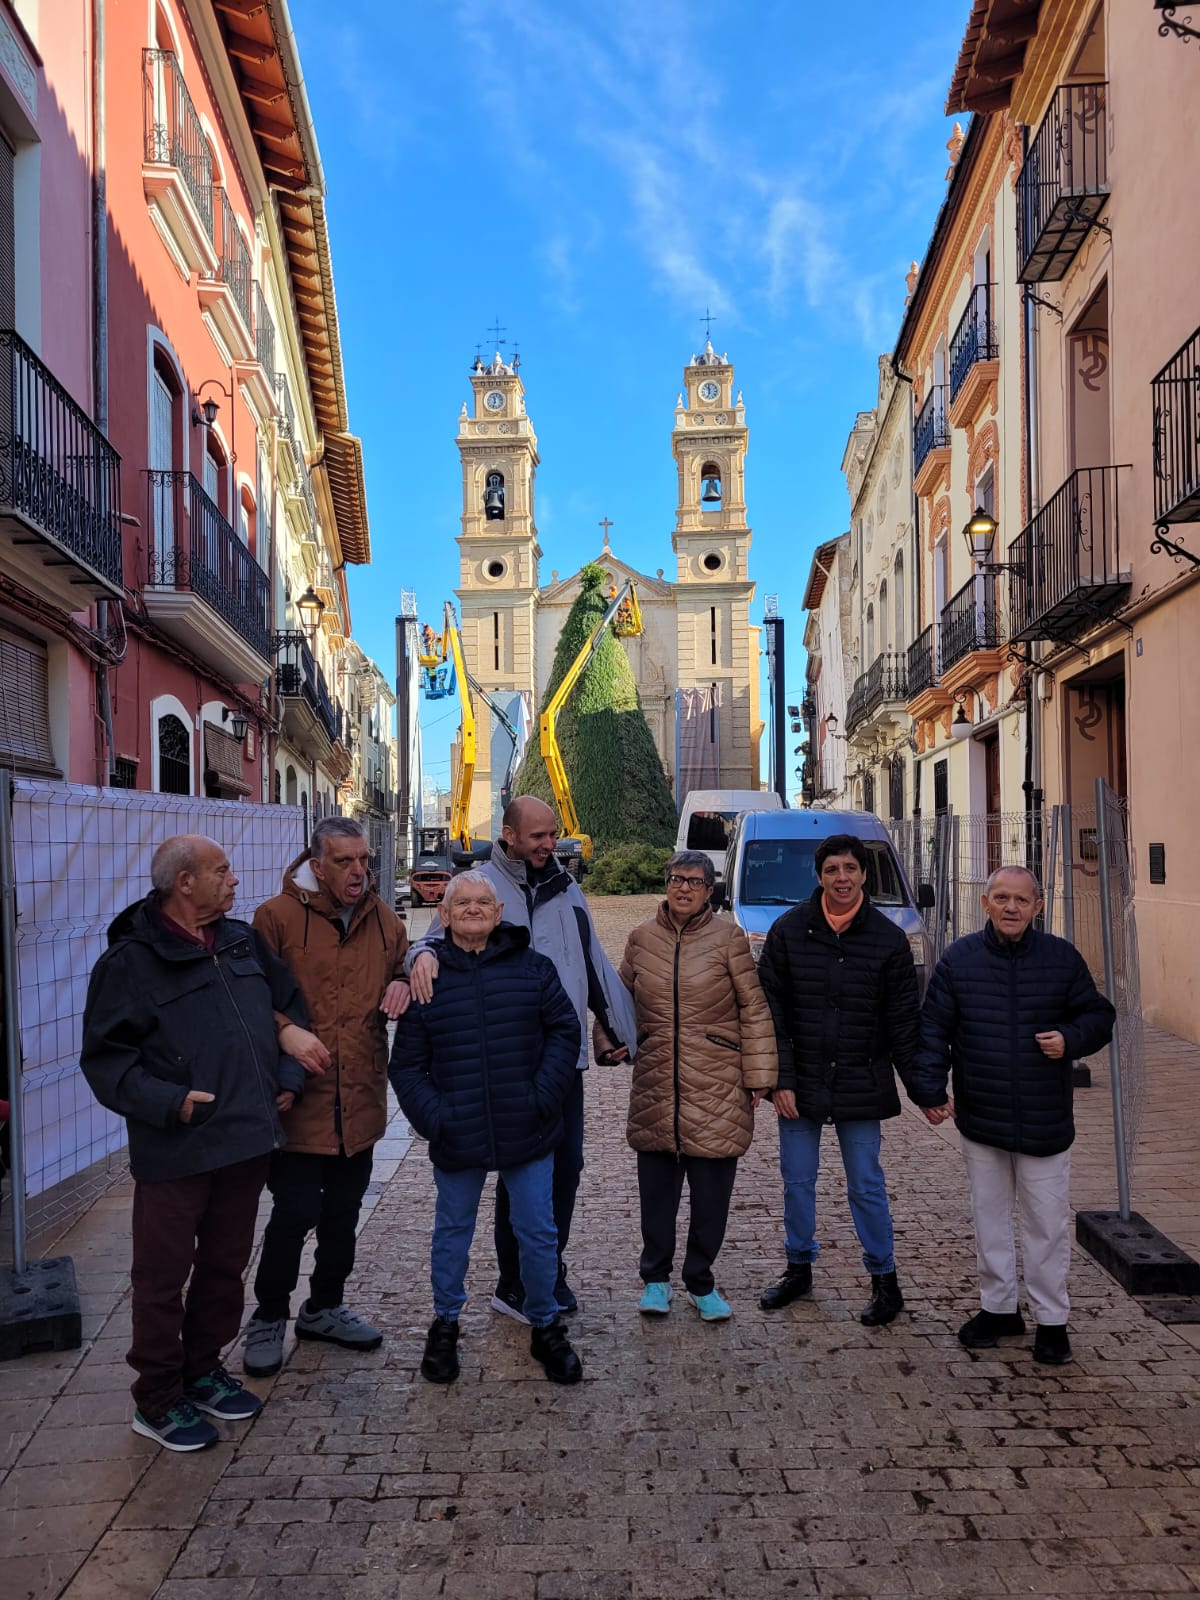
[584,842,672,896]
[514,564,678,852]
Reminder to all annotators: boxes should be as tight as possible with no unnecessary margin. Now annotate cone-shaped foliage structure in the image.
[514,564,678,851]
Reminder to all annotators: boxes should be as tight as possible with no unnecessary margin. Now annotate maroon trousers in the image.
[128,1154,270,1416]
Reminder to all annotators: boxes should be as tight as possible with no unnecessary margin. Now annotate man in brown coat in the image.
[242,817,409,1376]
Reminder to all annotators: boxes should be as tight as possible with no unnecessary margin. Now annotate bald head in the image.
[981,864,1043,944]
[501,795,559,869]
[151,834,237,929]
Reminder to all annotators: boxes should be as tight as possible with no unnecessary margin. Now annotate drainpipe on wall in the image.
[92,0,114,787]
[1020,125,1044,873]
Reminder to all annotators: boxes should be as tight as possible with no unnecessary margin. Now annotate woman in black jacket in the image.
[756,834,920,1327]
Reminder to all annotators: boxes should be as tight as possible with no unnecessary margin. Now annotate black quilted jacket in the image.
[756,890,920,1122]
[911,923,1115,1156]
[389,923,581,1171]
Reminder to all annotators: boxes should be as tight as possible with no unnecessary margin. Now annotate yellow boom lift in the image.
[541,579,643,872]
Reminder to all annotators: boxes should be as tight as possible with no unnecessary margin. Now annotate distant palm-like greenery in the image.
[514,563,678,852]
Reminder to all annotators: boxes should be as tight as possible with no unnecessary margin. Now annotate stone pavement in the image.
[3,894,1200,1599]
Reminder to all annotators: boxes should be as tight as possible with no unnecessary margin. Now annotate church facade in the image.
[454,344,763,840]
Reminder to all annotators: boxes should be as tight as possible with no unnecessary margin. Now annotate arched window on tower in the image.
[484,471,505,520]
[700,462,722,511]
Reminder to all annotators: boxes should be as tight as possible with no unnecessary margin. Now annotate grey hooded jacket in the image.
[405,843,637,1072]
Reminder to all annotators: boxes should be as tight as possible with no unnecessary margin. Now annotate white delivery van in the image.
[674,789,785,886]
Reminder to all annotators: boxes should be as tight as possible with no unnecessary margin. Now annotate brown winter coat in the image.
[253,852,408,1157]
[618,904,777,1159]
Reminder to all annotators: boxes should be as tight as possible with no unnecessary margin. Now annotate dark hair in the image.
[815,833,868,873]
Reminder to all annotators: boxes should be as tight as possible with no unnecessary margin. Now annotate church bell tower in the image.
[454,350,540,836]
[671,341,758,792]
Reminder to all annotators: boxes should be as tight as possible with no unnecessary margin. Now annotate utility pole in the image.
[763,597,786,803]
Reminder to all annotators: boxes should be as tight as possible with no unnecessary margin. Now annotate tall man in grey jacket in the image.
[81,836,312,1452]
[408,796,636,1318]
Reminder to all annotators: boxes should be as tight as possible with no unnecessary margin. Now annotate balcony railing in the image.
[1009,466,1129,642]
[914,385,949,479]
[846,651,909,734]
[907,624,937,697]
[146,471,270,658]
[274,630,338,744]
[274,372,296,441]
[1152,325,1200,527]
[939,573,1002,671]
[1017,83,1109,283]
[208,187,253,333]
[0,329,123,589]
[254,284,276,375]
[949,284,997,402]
[142,49,213,236]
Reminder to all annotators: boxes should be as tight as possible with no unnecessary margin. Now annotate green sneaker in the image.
[639,1281,672,1316]
[688,1289,732,1322]
[184,1364,263,1421]
[131,1400,219,1452]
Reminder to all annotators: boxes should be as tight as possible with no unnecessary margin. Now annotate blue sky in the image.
[290,0,970,785]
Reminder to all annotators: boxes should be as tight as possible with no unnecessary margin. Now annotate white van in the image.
[675,788,785,886]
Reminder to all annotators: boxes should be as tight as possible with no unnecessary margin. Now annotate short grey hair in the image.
[664,849,715,888]
[984,864,1043,898]
[310,816,368,860]
[442,869,499,909]
[150,834,212,895]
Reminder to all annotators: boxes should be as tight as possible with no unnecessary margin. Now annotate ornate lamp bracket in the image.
[1156,3,1200,47]
[1151,521,1200,569]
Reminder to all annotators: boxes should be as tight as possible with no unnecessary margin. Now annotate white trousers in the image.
[960,1136,1072,1326]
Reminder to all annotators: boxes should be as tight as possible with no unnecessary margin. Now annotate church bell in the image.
[701,476,722,504]
[484,482,505,519]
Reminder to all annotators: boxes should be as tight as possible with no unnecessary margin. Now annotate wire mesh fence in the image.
[1,780,305,1244]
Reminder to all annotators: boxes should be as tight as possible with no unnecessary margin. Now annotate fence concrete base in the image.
[0,1255,81,1362]
[1076,1208,1200,1296]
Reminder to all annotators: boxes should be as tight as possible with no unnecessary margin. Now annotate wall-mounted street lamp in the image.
[296,584,324,642]
[192,377,237,467]
[823,713,849,742]
[962,506,1021,574]
[950,694,973,740]
[221,706,249,742]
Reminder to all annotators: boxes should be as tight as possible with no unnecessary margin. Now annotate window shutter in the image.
[0,626,58,774]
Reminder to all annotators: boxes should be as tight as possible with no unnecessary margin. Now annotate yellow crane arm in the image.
[444,605,475,852]
[539,580,642,852]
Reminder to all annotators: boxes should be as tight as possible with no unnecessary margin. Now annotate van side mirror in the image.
[917,882,935,910]
[710,882,726,910]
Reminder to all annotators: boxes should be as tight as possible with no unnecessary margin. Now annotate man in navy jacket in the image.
[911,866,1115,1365]
[390,871,583,1386]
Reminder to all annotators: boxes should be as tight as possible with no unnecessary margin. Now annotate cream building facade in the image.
[453,343,763,839]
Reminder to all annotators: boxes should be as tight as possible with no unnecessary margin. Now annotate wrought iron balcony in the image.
[274,630,338,745]
[1152,324,1200,529]
[1017,83,1109,284]
[1009,466,1129,643]
[907,624,937,698]
[939,573,1002,672]
[0,329,124,604]
[274,372,296,440]
[142,49,213,241]
[847,651,909,735]
[145,470,271,663]
[846,675,868,735]
[949,284,998,403]
[254,284,276,375]
[913,385,949,481]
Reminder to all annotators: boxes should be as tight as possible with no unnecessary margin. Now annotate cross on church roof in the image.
[599,516,614,547]
[486,315,507,348]
[699,306,716,339]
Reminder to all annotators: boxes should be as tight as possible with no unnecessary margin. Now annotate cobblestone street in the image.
[3,896,1200,1599]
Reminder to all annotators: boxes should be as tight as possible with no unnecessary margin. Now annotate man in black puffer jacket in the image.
[390,871,583,1386]
[756,834,920,1328]
[910,865,1114,1366]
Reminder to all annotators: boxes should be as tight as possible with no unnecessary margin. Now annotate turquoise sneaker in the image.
[688,1289,732,1322]
[639,1281,672,1316]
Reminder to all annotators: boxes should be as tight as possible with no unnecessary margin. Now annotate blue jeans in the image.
[778,1116,895,1275]
[432,1154,559,1327]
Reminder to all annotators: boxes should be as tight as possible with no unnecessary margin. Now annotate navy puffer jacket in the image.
[910,923,1115,1156]
[389,923,581,1171]
[756,890,920,1122]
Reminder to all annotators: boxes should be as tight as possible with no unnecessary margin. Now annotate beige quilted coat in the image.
[618,904,778,1158]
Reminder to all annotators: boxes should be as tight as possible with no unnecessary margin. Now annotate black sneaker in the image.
[530,1318,583,1384]
[131,1399,218,1452]
[420,1316,461,1384]
[958,1309,1027,1349]
[184,1364,263,1421]
[1032,1323,1072,1365]
[759,1263,813,1311]
[860,1271,904,1326]
[489,1284,531,1325]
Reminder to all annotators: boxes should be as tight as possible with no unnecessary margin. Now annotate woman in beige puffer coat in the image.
[613,850,777,1321]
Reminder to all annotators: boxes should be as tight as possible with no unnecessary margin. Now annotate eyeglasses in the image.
[666,875,709,889]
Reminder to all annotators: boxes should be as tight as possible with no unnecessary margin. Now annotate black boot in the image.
[860,1271,904,1326]
[420,1316,460,1384]
[759,1263,813,1311]
[530,1318,583,1384]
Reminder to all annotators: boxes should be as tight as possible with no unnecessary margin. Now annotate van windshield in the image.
[739,839,908,907]
[686,811,741,851]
